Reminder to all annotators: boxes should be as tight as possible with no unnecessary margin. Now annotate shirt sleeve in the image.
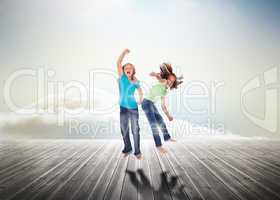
[120,73,126,80]
[135,80,140,88]
[119,74,128,82]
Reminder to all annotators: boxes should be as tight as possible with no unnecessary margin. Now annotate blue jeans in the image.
[141,99,171,147]
[120,106,141,156]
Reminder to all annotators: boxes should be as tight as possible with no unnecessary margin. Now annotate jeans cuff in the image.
[122,149,132,154]
[155,143,162,147]
[164,134,171,141]
[134,152,142,156]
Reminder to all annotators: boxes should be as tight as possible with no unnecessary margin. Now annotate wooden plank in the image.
[166,141,222,200]
[194,143,280,199]
[146,142,173,200]
[0,141,59,180]
[0,140,61,170]
[0,138,280,200]
[0,142,62,185]
[208,140,280,180]
[164,145,205,200]
[31,141,107,200]
[3,141,102,200]
[0,141,73,199]
[138,141,155,200]
[154,144,190,200]
[103,151,129,200]
[0,140,34,156]
[217,139,280,159]
[121,151,139,200]
[208,140,280,175]
[62,141,119,200]
[46,141,114,200]
[86,141,122,200]
[92,141,123,200]
[178,141,261,200]
[181,140,280,200]
[172,141,240,200]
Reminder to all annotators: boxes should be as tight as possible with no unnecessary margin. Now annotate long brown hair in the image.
[160,63,173,79]
[169,74,184,89]
[159,63,183,90]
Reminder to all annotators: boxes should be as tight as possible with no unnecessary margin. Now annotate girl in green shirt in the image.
[141,63,183,154]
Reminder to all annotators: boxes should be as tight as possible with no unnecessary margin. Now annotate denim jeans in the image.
[141,99,171,147]
[120,106,141,156]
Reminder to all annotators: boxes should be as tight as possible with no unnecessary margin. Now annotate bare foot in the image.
[157,146,168,154]
[123,153,129,158]
[123,151,132,158]
[167,138,176,142]
[135,154,143,160]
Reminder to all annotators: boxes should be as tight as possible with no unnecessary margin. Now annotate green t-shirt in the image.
[146,83,167,102]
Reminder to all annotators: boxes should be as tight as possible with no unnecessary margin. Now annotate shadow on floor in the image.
[126,169,188,199]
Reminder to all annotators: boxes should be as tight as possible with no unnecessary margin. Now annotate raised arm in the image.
[161,96,173,121]
[117,48,130,76]
[150,72,166,83]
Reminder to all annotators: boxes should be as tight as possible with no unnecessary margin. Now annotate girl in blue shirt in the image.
[117,49,143,159]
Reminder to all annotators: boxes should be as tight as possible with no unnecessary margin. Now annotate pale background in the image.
[0,0,280,138]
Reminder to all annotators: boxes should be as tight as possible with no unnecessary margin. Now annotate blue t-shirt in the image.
[118,74,140,109]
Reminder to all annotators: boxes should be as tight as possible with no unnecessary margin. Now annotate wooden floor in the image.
[0,138,280,200]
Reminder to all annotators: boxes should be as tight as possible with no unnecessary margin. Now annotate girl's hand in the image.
[137,88,143,105]
[150,72,157,76]
[168,115,174,121]
[137,98,143,105]
[123,48,130,54]
[117,48,130,76]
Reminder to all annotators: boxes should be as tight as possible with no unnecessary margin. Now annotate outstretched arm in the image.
[161,96,173,121]
[150,72,166,83]
[117,48,130,76]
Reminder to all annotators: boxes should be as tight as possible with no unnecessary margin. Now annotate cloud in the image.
[0,86,257,139]
[0,88,119,139]
[0,110,271,140]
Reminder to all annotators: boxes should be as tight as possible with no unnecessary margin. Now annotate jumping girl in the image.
[141,63,183,154]
[117,49,143,159]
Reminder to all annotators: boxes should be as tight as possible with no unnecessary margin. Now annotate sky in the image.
[0,0,280,137]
